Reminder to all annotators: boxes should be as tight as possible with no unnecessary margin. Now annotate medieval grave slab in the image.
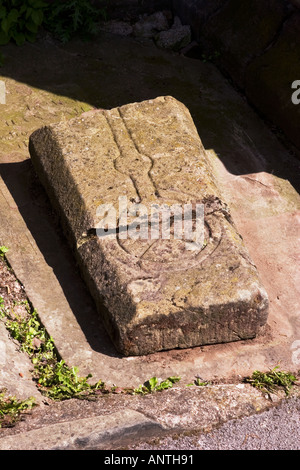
[29,96,269,356]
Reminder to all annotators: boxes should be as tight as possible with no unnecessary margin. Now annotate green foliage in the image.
[1,297,105,401]
[43,0,108,43]
[0,296,4,313]
[245,366,297,397]
[35,360,105,400]
[0,0,47,46]
[194,377,209,386]
[0,245,8,257]
[186,376,209,386]
[133,376,181,395]
[0,389,36,428]
[0,0,108,51]
[5,303,48,355]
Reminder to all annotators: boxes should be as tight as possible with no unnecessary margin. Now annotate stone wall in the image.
[172,0,300,153]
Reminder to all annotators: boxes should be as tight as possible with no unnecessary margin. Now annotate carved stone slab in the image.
[29,96,269,355]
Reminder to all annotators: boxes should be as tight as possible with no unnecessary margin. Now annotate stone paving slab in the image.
[29,96,269,356]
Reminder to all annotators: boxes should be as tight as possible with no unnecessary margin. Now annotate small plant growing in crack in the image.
[133,376,181,395]
[244,366,297,398]
[194,376,209,386]
[0,389,36,428]
[0,246,9,257]
[0,295,105,401]
[186,375,210,387]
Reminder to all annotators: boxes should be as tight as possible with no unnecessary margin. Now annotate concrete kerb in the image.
[0,381,291,450]
[0,409,166,450]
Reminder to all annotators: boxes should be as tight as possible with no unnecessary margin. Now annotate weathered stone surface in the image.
[155,17,191,51]
[133,11,170,38]
[29,96,269,356]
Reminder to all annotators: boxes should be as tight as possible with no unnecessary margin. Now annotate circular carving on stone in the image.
[116,214,222,273]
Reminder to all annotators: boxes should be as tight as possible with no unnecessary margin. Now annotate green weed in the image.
[0,389,36,428]
[1,295,105,401]
[245,366,297,397]
[0,0,47,47]
[0,0,108,66]
[35,360,105,401]
[133,376,181,395]
[0,296,5,315]
[186,376,209,387]
[194,377,209,386]
[0,290,182,404]
[43,0,108,44]
[0,246,8,257]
